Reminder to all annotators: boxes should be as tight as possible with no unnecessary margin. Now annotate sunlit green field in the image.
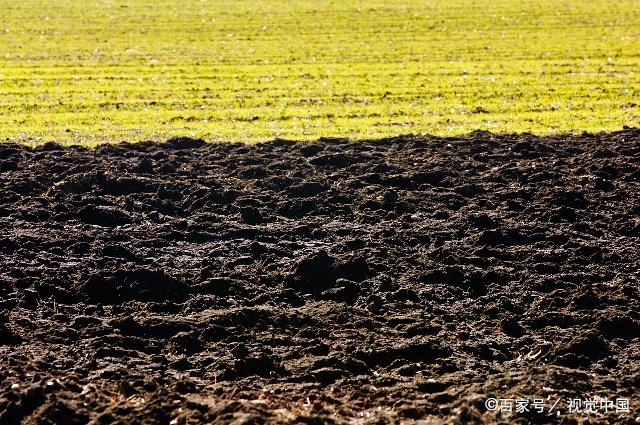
[1,0,639,144]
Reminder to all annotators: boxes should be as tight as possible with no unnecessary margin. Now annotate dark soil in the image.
[0,130,639,424]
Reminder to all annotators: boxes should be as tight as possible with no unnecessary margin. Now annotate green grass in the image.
[1,0,639,144]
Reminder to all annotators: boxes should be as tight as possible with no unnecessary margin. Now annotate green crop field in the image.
[1,0,639,144]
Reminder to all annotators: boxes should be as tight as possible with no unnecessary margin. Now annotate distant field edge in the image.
[3,127,639,151]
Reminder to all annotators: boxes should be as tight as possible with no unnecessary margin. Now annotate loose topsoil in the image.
[0,130,639,424]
